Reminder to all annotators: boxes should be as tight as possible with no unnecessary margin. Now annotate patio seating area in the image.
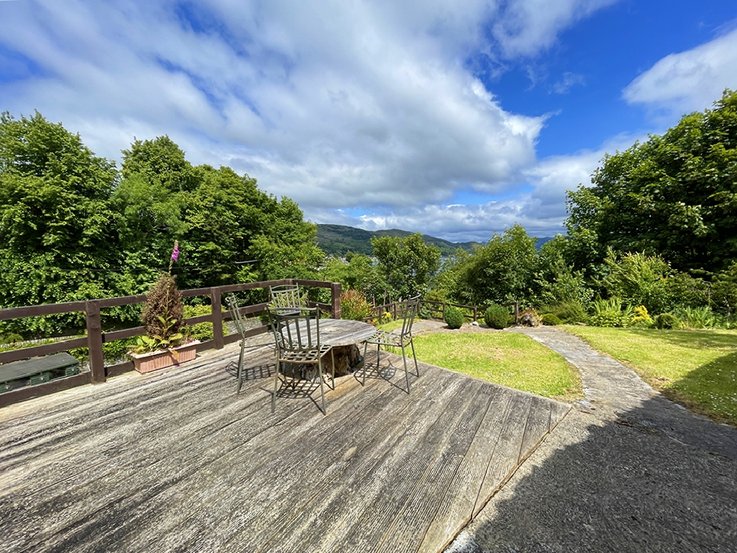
[0,340,569,553]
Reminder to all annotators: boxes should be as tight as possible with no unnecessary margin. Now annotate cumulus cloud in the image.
[0,0,545,212]
[349,132,643,241]
[623,26,737,114]
[0,0,622,242]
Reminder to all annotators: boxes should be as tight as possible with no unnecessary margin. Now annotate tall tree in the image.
[371,234,440,299]
[567,89,737,274]
[0,112,119,331]
[457,225,539,305]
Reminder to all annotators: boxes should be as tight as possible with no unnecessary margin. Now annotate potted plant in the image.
[129,242,199,373]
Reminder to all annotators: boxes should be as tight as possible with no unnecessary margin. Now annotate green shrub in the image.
[541,313,561,326]
[340,289,373,321]
[630,305,653,327]
[601,251,674,314]
[590,297,632,327]
[484,304,510,329]
[0,333,24,344]
[672,306,715,329]
[545,301,588,324]
[712,261,737,315]
[654,313,680,329]
[444,306,465,329]
[184,304,216,341]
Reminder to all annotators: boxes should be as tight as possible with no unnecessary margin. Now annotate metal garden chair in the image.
[226,294,252,394]
[268,284,303,315]
[268,306,335,415]
[361,295,421,393]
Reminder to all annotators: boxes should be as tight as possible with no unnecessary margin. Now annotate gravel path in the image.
[444,325,737,553]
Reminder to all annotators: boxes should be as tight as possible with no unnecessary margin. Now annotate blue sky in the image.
[1,1,736,242]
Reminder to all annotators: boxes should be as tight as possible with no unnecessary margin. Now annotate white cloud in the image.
[491,0,618,58]
[551,72,585,94]
[0,0,547,214]
[344,132,643,241]
[0,0,626,242]
[623,26,737,114]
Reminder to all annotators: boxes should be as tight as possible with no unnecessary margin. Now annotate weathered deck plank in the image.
[0,343,570,553]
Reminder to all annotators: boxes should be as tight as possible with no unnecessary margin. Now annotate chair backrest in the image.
[226,295,248,338]
[398,296,421,337]
[269,284,303,315]
[268,306,322,353]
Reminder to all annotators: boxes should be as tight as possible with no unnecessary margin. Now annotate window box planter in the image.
[129,341,200,374]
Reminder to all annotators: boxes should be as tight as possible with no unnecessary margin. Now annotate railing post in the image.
[211,287,224,349]
[85,300,106,383]
[331,282,342,319]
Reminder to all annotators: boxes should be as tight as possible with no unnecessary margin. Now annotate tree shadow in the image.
[448,349,737,553]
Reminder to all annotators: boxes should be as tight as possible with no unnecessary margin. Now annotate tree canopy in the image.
[371,234,441,299]
[0,112,323,334]
[0,112,119,316]
[567,89,737,275]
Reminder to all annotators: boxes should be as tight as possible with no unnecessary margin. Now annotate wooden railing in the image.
[0,278,341,407]
[370,299,480,322]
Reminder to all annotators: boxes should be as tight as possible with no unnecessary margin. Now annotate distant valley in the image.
[316,224,481,256]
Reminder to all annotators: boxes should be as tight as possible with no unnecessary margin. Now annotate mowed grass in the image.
[412,331,582,401]
[564,326,737,426]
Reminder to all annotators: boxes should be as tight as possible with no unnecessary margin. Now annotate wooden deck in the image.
[0,342,570,553]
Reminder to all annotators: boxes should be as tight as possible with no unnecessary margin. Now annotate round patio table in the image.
[305,319,376,377]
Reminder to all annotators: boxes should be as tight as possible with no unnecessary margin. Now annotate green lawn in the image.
[564,326,737,425]
[412,331,582,402]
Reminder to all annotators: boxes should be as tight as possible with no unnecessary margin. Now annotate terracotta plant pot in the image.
[129,341,200,374]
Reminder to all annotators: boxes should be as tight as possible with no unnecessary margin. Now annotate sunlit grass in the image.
[564,326,737,425]
[412,331,582,402]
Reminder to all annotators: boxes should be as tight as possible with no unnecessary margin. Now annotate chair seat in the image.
[365,330,411,348]
[278,343,332,364]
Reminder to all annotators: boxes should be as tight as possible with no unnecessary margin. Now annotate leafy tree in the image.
[0,112,119,332]
[457,225,538,306]
[567,89,737,274]
[535,235,593,307]
[427,250,471,304]
[599,250,674,314]
[121,136,198,192]
[320,253,388,301]
[244,197,324,282]
[371,234,440,299]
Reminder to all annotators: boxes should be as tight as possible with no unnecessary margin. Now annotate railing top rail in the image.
[0,278,336,320]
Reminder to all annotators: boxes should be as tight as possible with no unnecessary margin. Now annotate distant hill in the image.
[316,224,481,256]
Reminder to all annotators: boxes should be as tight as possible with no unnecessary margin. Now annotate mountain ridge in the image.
[316,224,481,256]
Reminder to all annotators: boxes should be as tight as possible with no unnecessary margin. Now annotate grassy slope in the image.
[411,331,582,402]
[564,326,737,425]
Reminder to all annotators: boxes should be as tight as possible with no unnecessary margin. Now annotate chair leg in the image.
[318,359,326,415]
[236,340,245,394]
[272,355,280,414]
[410,338,419,377]
[361,341,369,386]
[401,344,410,393]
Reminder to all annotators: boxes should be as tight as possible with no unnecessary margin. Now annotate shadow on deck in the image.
[0,342,570,553]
